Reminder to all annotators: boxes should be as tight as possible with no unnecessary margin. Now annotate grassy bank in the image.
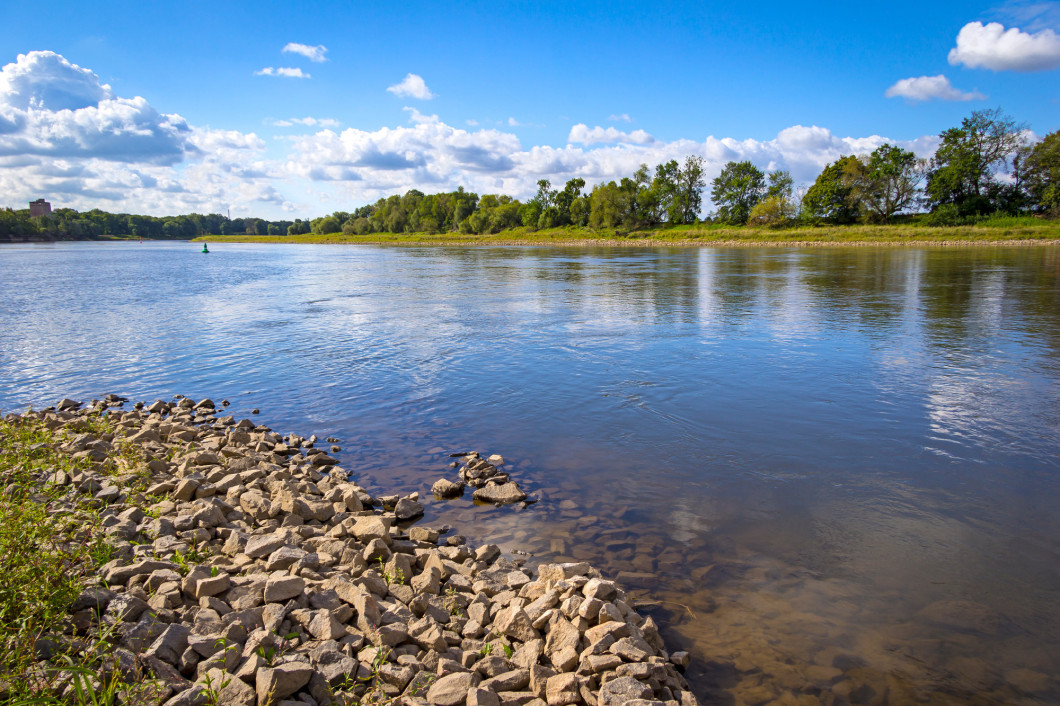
[0,407,160,704]
[191,220,1060,247]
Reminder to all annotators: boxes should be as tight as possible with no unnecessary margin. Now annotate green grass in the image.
[0,412,151,704]
[192,220,1060,247]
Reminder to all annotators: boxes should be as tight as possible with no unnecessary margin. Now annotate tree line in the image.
[0,208,298,240]
[714,109,1058,227]
[1,108,1057,240]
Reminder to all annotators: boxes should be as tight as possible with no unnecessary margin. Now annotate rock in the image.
[410,526,441,543]
[495,606,540,643]
[468,686,501,706]
[216,672,256,706]
[395,496,425,520]
[582,579,617,602]
[597,677,652,706]
[432,478,466,499]
[539,564,590,582]
[255,662,314,704]
[482,669,531,692]
[70,587,115,613]
[264,575,305,603]
[146,624,191,665]
[669,651,690,669]
[105,559,178,586]
[427,671,478,706]
[105,593,150,622]
[161,685,208,706]
[351,516,392,545]
[472,482,527,505]
[265,546,307,572]
[244,534,286,559]
[545,673,581,706]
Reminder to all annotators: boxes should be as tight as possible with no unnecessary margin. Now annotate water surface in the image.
[2,242,1059,704]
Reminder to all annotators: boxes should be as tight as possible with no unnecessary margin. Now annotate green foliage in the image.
[747,195,796,227]
[850,144,923,223]
[711,161,766,225]
[925,108,1027,217]
[801,156,861,224]
[1024,130,1060,216]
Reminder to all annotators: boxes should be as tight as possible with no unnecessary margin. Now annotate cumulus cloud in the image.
[281,113,938,214]
[282,43,327,62]
[255,67,310,78]
[386,73,435,99]
[266,117,340,128]
[0,51,285,216]
[568,124,655,145]
[1,51,947,220]
[948,21,1060,71]
[607,113,633,123]
[884,74,986,101]
[0,51,193,164]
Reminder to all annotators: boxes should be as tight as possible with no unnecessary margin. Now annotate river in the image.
[2,241,1058,704]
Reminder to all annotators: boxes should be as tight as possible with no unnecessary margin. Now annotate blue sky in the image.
[1,0,1058,219]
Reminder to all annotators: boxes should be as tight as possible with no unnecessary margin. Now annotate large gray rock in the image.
[263,575,305,603]
[494,606,540,643]
[545,673,581,706]
[431,478,465,499]
[472,482,526,505]
[255,662,314,704]
[394,496,424,520]
[244,534,286,559]
[597,677,652,706]
[426,671,478,706]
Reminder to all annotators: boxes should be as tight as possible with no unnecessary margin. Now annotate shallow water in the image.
[2,242,1059,704]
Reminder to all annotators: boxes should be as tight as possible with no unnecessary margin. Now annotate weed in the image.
[376,558,405,586]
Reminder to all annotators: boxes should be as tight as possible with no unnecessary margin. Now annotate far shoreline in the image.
[183,222,1060,248]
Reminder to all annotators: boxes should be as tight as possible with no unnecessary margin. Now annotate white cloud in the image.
[0,51,947,220]
[948,21,1060,71]
[282,43,328,63]
[266,117,339,128]
[255,67,310,79]
[282,115,938,215]
[466,119,479,126]
[386,73,435,100]
[0,51,193,164]
[884,74,986,101]
[607,113,633,123]
[568,124,655,145]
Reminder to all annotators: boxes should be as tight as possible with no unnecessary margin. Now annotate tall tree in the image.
[801,156,861,224]
[711,161,766,225]
[925,108,1027,216]
[670,156,705,224]
[1024,130,1060,215]
[850,144,923,223]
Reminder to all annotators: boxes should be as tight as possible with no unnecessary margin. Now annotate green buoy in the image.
[201,242,209,253]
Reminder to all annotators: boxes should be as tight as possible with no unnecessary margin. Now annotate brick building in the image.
[29,198,51,217]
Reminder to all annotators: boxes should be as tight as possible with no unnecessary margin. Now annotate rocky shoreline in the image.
[5,395,697,706]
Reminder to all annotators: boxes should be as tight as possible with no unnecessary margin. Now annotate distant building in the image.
[29,199,51,217]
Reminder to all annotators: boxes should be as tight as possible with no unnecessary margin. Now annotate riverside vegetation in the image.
[3,109,1058,245]
[0,396,696,706]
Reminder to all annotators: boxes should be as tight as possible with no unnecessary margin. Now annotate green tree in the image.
[801,156,861,224]
[925,108,1027,216]
[766,170,793,200]
[849,144,923,223]
[668,156,706,224]
[1024,130,1060,215]
[711,161,766,225]
[747,195,796,227]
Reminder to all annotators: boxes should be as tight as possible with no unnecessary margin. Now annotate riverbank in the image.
[0,397,696,706]
[190,222,1060,247]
